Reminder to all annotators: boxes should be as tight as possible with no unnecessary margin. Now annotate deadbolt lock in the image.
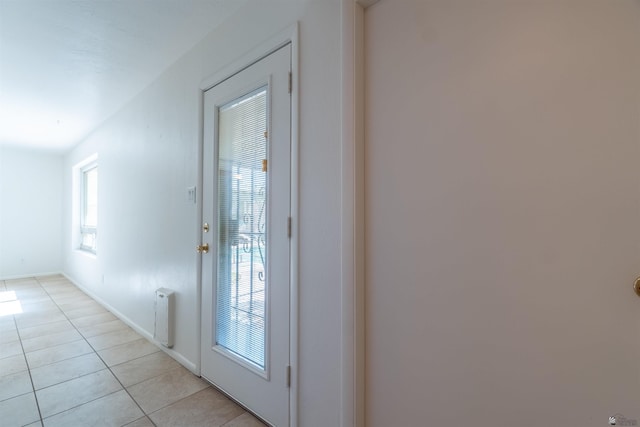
[203,223,210,233]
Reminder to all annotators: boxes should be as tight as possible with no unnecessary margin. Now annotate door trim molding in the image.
[341,1,366,427]
[197,23,300,427]
[199,26,297,92]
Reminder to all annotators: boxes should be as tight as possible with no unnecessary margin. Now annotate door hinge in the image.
[288,71,292,94]
[286,365,291,387]
[287,217,292,238]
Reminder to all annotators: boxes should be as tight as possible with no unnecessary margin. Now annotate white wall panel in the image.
[0,147,62,278]
[62,1,343,425]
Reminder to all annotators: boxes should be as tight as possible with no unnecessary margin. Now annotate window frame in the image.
[79,161,98,253]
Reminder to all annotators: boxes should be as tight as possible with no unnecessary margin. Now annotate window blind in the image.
[216,86,268,369]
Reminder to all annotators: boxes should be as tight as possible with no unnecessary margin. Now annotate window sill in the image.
[75,249,97,260]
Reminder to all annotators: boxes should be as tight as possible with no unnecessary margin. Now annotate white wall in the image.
[0,146,63,279]
[62,1,344,425]
[365,1,640,426]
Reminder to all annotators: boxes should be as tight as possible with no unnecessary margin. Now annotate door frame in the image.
[341,1,379,426]
[196,23,299,426]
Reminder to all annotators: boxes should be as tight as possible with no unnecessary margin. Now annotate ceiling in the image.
[0,0,247,152]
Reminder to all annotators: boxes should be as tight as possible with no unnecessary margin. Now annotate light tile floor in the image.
[0,275,266,427]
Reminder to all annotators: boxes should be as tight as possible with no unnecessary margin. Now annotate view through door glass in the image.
[217,86,268,369]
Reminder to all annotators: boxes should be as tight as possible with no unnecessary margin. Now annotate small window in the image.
[80,163,98,253]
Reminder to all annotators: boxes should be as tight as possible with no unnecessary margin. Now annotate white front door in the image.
[201,44,291,427]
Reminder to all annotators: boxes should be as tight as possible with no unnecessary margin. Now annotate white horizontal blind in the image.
[216,86,268,369]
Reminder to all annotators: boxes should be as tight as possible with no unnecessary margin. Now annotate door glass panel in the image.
[216,86,268,369]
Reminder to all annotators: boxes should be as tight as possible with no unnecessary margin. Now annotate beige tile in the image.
[47,291,84,301]
[5,279,40,289]
[38,280,68,287]
[57,299,101,313]
[22,329,83,353]
[124,416,155,427]
[0,392,40,426]
[31,353,106,390]
[0,326,19,344]
[11,298,44,310]
[45,281,81,290]
[0,300,23,316]
[77,319,129,338]
[5,285,37,292]
[41,275,72,282]
[70,312,117,328]
[16,310,67,329]
[12,296,49,308]
[11,286,45,296]
[149,387,244,427]
[46,290,80,298]
[48,289,87,299]
[40,282,74,291]
[53,296,94,308]
[127,366,209,413]
[15,307,61,319]
[43,390,143,427]
[43,280,77,289]
[26,339,93,369]
[0,370,33,402]
[45,286,78,302]
[98,338,159,366]
[17,296,53,307]
[37,369,122,418]
[222,412,268,427]
[49,292,88,304]
[19,300,59,314]
[86,328,142,351]
[0,316,15,331]
[46,284,83,293]
[19,320,75,340]
[12,288,49,301]
[112,351,180,387]
[42,276,76,288]
[62,305,108,319]
[0,353,28,376]
[45,288,77,295]
[0,340,23,359]
[37,274,65,281]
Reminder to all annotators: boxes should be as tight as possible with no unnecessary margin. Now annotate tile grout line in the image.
[14,277,48,427]
[3,278,149,427]
[35,276,158,427]
[9,276,231,427]
[142,378,217,421]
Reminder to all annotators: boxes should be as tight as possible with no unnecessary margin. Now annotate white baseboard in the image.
[61,273,198,374]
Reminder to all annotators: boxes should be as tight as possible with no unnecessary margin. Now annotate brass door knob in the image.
[635,277,640,297]
[196,243,209,254]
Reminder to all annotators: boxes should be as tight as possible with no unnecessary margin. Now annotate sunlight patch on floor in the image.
[0,290,22,316]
